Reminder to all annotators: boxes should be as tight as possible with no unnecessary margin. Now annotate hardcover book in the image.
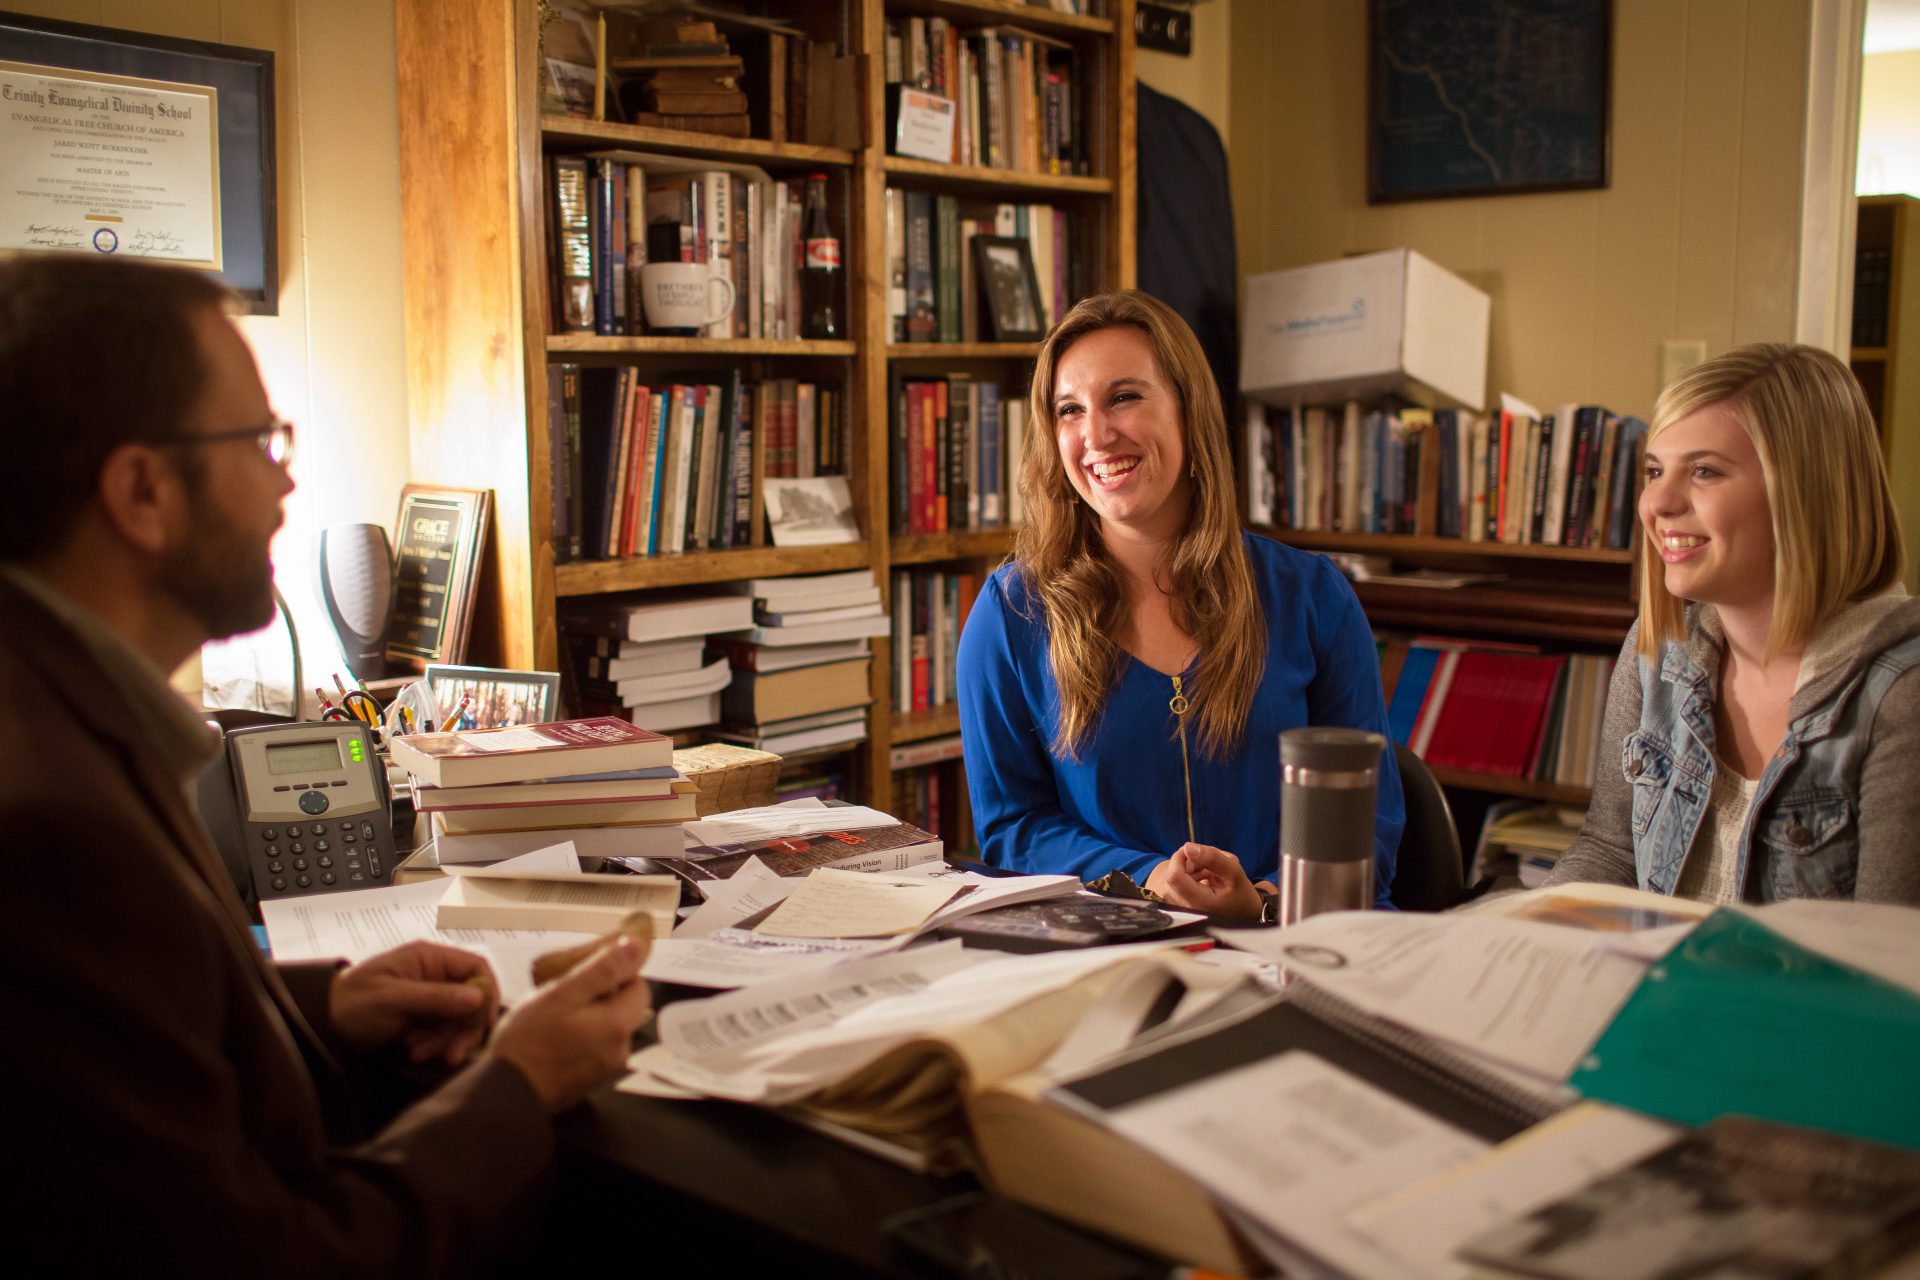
[389,717,673,788]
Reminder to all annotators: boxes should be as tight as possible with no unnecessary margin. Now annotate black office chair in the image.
[1388,742,1466,912]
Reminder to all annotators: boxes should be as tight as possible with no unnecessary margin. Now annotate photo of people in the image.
[423,665,559,730]
[973,237,1045,339]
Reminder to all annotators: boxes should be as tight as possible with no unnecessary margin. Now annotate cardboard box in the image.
[1240,249,1490,411]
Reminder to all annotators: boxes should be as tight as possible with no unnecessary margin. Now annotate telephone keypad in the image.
[314,839,330,853]
[295,874,312,888]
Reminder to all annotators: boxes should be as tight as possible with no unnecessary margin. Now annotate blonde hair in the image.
[1013,290,1265,760]
[1639,342,1905,660]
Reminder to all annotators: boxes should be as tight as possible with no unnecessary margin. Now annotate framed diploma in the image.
[387,486,493,670]
[0,14,278,313]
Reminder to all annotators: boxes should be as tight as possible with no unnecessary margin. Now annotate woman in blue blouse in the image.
[956,291,1404,915]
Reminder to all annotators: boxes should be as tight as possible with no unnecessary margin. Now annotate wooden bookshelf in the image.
[881,155,1114,196]
[1853,194,1920,592]
[891,704,963,745]
[1273,529,1633,567]
[1428,767,1591,809]
[395,0,1135,809]
[545,336,859,357]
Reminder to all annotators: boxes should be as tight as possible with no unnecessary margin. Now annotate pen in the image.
[314,687,338,718]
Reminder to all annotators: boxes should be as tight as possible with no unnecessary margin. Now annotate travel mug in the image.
[1274,727,1387,925]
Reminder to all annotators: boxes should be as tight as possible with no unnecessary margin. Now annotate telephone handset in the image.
[209,721,398,909]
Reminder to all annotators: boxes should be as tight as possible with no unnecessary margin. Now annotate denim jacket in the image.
[1548,594,1920,904]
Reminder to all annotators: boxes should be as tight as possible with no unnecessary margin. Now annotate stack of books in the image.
[566,592,756,733]
[614,19,749,137]
[711,570,890,756]
[391,716,694,864]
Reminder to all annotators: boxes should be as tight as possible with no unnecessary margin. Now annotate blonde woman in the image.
[956,291,1404,915]
[1548,343,1919,902]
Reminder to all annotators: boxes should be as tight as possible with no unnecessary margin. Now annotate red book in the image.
[389,717,673,788]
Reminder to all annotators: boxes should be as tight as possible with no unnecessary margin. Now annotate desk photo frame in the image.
[0,13,278,312]
[971,235,1047,342]
[424,665,560,730]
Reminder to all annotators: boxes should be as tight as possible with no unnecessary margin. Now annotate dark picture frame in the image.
[387,485,493,670]
[971,235,1047,342]
[0,13,278,312]
[1367,0,1611,204]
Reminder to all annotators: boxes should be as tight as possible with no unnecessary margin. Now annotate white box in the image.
[1240,248,1491,411]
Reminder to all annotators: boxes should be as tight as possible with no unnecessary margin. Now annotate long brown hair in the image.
[1014,290,1265,760]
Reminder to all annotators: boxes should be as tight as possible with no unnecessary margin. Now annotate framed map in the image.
[1368,0,1611,204]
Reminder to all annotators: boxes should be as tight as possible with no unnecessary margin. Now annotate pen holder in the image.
[1274,727,1386,926]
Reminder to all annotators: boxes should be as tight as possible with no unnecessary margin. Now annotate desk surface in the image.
[547,1090,974,1278]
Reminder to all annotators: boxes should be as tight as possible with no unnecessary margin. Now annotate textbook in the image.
[434,871,679,937]
[971,989,1556,1277]
[390,717,672,787]
[429,811,687,864]
[430,791,698,835]
[411,767,687,810]
[639,818,942,888]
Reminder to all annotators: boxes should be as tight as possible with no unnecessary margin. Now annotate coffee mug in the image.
[641,262,735,334]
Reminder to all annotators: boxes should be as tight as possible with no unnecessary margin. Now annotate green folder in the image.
[1571,908,1920,1150]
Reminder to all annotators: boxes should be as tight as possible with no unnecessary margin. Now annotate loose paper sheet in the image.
[752,867,963,938]
[1217,911,1648,1081]
[670,857,799,939]
[261,878,594,1006]
[1745,900,1920,996]
[641,929,905,989]
[1096,1049,1489,1280]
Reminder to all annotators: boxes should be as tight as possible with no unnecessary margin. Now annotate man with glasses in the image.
[0,255,652,1273]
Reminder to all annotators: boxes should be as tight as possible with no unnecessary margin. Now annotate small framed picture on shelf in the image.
[387,485,492,669]
[971,235,1047,342]
[762,475,860,547]
[423,664,560,730]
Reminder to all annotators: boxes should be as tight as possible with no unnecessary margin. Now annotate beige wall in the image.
[1228,0,1814,419]
[1859,48,1920,196]
[3,0,410,700]
[1135,0,1231,148]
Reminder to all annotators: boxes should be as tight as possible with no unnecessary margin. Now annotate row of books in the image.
[884,17,1090,176]
[1854,244,1893,349]
[1244,400,1647,550]
[549,366,845,562]
[890,568,983,714]
[1383,638,1615,789]
[886,192,1087,342]
[890,373,1029,534]
[888,740,976,864]
[549,154,840,340]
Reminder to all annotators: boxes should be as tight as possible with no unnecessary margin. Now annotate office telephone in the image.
[195,720,398,914]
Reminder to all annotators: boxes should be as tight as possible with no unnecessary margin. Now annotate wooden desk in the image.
[541,1090,976,1278]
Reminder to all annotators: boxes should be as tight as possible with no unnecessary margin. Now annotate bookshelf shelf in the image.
[399,0,1134,813]
[888,342,1038,359]
[544,335,859,357]
[1852,347,1890,362]
[1270,529,1635,567]
[882,0,1116,37]
[553,544,872,597]
[1429,767,1592,808]
[538,115,857,168]
[891,705,963,746]
[882,154,1112,196]
[891,529,1016,564]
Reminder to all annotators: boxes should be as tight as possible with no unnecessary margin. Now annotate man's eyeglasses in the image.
[157,418,295,467]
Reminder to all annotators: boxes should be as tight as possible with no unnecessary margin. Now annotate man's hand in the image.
[1146,844,1264,918]
[488,937,653,1113]
[329,941,497,1067]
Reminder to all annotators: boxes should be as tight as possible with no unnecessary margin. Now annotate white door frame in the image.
[1798,0,1869,352]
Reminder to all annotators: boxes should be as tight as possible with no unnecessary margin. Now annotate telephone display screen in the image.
[264,740,342,776]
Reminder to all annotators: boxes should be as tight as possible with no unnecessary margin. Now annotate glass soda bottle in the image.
[801,173,840,340]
